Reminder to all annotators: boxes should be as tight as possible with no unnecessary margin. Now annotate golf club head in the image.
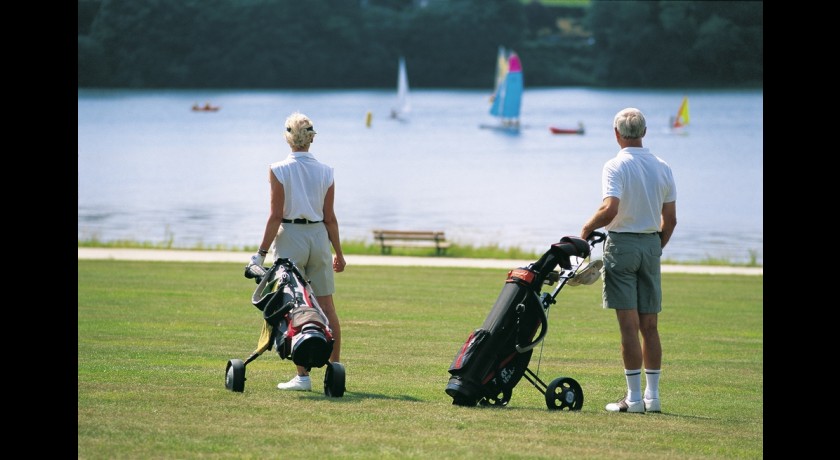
[567,259,603,286]
[244,263,267,283]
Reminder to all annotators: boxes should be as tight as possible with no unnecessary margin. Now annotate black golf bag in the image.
[445,233,603,410]
[224,258,345,396]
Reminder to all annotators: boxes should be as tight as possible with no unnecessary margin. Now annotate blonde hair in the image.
[613,107,646,139]
[284,112,317,149]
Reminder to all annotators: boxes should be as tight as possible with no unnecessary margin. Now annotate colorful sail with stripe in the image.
[489,51,522,122]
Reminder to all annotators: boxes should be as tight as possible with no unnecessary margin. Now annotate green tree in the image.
[79,0,760,89]
[588,0,761,87]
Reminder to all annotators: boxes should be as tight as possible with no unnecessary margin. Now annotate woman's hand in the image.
[333,255,346,273]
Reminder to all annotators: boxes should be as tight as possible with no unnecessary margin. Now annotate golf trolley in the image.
[224,257,346,397]
[445,231,605,410]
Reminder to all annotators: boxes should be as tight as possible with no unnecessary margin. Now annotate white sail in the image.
[391,57,410,120]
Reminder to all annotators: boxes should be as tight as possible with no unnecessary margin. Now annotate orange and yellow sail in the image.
[672,96,690,128]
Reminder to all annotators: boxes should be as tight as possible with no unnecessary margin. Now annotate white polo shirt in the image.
[602,147,676,233]
[270,152,334,221]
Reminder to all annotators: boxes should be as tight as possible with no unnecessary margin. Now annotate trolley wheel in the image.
[324,362,346,397]
[479,388,511,407]
[225,359,246,392]
[545,376,583,411]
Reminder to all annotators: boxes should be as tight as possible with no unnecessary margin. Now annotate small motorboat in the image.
[549,122,584,135]
[192,103,220,112]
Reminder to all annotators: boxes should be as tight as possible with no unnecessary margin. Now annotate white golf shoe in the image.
[277,375,311,391]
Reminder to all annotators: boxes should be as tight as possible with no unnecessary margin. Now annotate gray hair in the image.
[284,112,317,149]
[613,108,646,139]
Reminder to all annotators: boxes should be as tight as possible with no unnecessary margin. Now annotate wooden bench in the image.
[372,229,451,256]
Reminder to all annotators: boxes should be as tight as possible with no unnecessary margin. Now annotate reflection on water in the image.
[78,88,762,264]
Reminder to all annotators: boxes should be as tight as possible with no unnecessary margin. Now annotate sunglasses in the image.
[286,126,315,132]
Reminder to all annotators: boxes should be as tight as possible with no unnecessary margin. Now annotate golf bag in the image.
[445,235,601,409]
[250,258,334,369]
[225,258,345,396]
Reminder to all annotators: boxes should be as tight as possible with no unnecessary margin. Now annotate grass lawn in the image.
[78,260,762,459]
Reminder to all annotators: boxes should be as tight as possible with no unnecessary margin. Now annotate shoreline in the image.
[77,247,762,276]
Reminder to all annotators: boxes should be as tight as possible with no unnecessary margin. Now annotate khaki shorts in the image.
[273,223,334,296]
[602,232,662,314]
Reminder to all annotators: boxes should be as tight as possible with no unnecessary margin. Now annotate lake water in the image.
[78,88,763,264]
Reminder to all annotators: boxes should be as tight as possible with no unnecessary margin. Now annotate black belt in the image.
[282,218,322,224]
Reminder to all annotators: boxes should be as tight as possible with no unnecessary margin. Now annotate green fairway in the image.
[78,260,762,459]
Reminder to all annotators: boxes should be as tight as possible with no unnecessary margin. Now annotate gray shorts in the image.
[602,232,662,313]
[273,223,334,296]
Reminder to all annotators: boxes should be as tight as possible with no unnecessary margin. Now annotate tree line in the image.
[77,0,762,89]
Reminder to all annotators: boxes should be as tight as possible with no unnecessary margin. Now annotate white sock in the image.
[297,375,310,380]
[644,369,660,400]
[625,369,642,402]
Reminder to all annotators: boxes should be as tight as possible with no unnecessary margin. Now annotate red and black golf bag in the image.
[445,235,599,409]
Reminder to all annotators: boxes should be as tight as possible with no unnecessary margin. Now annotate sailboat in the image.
[671,96,690,130]
[480,49,523,132]
[390,57,410,121]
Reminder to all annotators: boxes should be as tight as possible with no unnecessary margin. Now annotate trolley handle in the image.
[586,230,606,246]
